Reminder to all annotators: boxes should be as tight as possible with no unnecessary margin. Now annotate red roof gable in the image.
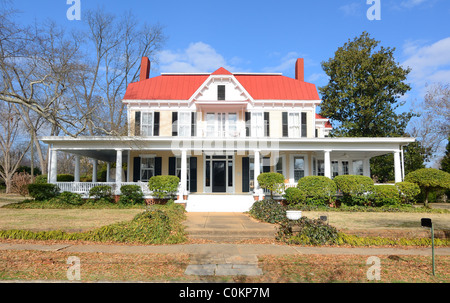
[123,70,320,101]
[211,67,232,75]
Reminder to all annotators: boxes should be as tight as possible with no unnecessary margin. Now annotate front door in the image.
[212,161,226,192]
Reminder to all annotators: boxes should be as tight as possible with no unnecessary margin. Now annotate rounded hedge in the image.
[395,181,420,204]
[283,187,306,206]
[371,185,401,206]
[297,176,336,205]
[333,175,374,206]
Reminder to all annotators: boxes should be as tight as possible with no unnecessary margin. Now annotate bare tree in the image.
[71,8,166,135]
[409,82,450,163]
[0,101,30,193]
[0,7,92,137]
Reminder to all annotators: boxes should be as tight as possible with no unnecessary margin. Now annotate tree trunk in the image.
[424,190,429,208]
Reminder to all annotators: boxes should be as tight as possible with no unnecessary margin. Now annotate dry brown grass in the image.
[0,208,142,232]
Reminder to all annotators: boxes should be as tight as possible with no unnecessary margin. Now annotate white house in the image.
[40,57,415,211]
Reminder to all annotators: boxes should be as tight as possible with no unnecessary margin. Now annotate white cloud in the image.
[159,42,239,73]
[262,52,300,74]
[400,0,428,8]
[402,37,450,93]
[339,2,362,16]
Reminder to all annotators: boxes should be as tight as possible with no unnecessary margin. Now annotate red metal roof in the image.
[123,68,320,101]
[123,74,209,100]
[235,74,319,100]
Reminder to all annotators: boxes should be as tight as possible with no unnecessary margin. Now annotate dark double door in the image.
[212,161,226,192]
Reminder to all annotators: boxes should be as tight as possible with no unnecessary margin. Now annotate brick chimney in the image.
[295,58,304,81]
[140,57,150,81]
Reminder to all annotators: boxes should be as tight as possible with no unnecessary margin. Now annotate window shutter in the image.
[242,157,250,192]
[191,112,197,137]
[172,112,178,136]
[264,112,270,137]
[133,157,141,182]
[301,112,307,137]
[245,112,251,137]
[169,157,176,175]
[153,112,160,136]
[135,112,141,136]
[282,112,288,137]
[155,157,162,176]
[189,157,197,193]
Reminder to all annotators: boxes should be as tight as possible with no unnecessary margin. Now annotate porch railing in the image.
[55,181,153,197]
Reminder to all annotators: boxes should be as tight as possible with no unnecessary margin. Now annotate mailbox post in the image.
[421,218,435,276]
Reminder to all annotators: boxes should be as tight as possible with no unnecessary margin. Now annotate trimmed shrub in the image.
[297,176,337,206]
[28,183,60,201]
[249,199,286,224]
[33,174,74,183]
[257,172,285,199]
[89,185,113,201]
[277,217,339,245]
[283,187,306,206]
[51,191,84,206]
[333,175,374,206]
[56,174,74,182]
[371,185,401,206]
[119,185,144,205]
[395,181,420,204]
[34,175,48,184]
[148,175,180,199]
[405,168,450,207]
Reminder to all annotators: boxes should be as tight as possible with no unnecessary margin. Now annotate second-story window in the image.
[141,112,154,136]
[251,112,264,137]
[218,85,225,100]
[178,112,191,137]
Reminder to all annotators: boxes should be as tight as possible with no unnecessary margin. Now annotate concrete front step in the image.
[185,194,255,212]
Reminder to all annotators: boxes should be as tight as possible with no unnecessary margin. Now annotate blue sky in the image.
[13,0,450,105]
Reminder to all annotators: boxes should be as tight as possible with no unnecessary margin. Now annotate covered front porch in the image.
[40,136,415,207]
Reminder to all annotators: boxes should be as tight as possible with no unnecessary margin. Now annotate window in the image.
[206,113,215,137]
[218,85,225,100]
[312,158,317,176]
[342,161,349,175]
[141,112,153,136]
[317,160,324,176]
[332,161,339,178]
[288,113,300,138]
[287,112,307,138]
[228,113,237,137]
[293,156,305,182]
[206,113,238,137]
[353,160,364,175]
[140,157,155,181]
[251,112,264,137]
[178,112,191,137]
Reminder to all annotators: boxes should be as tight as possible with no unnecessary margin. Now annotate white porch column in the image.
[363,158,371,177]
[106,162,111,182]
[180,149,187,197]
[394,150,402,183]
[74,155,80,182]
[49,148,58,184]
[324,150,331,179]
[115,149,123,194]
[127,151,131,182]
[254,150,261,198]
[92,159,97,183]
